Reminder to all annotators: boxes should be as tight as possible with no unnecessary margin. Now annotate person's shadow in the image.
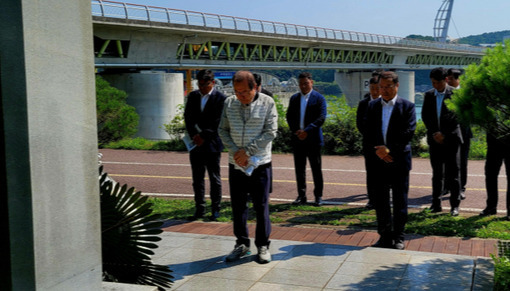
[165,241,361,282]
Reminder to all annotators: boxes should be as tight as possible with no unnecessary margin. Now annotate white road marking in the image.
[102,161,490,177]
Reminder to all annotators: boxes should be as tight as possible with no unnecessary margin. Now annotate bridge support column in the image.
[104,71,184,140]
[335,70,415,107]
[396,71,415,103]
[334,71,374,107]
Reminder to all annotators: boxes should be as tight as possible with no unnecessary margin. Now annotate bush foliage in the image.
[96,75,139,146]
[447,40,510,144]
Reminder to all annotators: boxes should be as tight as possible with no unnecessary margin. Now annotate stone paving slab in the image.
[154,232,494,290]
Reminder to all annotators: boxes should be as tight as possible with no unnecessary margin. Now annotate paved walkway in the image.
[154,220,495,290]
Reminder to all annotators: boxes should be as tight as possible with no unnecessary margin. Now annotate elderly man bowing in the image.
[218,71,278,264]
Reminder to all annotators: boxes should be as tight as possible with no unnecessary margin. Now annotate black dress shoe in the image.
[314,197,323,206]
[365,202,374,210]
[428,205,442,213]
[451,207,459,216]
[210,211,220,221]
[479,208,497,216]
[394,240,405,250]
[372,238,393,248]
[460,192,466,200]
[292,196,307,205]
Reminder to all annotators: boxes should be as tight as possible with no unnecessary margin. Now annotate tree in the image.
[96,75,139,146]
[447,40,510,145]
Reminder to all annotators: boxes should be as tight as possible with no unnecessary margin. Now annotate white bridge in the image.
[92,0,483,70]
[91,0,484,140]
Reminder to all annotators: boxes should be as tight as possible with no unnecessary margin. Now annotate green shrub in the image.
[103,137,184,151]
[323,95,362,155]
[162,104,186,139]
[411,120,428,157]
[103,137,154,150]
[469,125,487,160]
[493,254,510,291]
[447,40,510,144]
[272,95,293,153]
[96,75,139,146]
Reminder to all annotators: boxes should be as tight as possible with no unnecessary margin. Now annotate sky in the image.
[115,0,509,39]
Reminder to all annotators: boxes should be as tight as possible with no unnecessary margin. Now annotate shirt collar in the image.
[301,89,312,99]
[381,95,397,106]
[200,88,214,97]
[434,89,446,96]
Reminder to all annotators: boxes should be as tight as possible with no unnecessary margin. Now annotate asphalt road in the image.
[99,149,508,215]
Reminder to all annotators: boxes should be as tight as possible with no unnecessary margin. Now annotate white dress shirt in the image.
[381,95,397,144]
[299,91,311,129]
[200,88,214,111]
[434,89,446,125]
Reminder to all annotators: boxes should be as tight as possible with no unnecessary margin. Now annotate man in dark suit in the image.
[184,69,226,220]
[356,75,380,209]
[447,68,470,200]
[365,71,416,250]
[480,132,510,218]
[286,72,327,206]
[254,73,274,97]
[422,67,463,216]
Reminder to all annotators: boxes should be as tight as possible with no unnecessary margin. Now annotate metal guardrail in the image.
[91,0,484,54]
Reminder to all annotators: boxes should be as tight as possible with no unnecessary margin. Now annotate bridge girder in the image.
[93,17,483,70]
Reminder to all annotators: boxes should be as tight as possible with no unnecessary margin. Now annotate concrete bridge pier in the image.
[334,70,415,107]
[104,71,184,140]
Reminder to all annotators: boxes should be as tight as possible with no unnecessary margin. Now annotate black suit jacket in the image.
[184,89,226,153]
[421,86,463,145]
[286,90,327,147]
[366,96,416,171]
[356,93,372,136]
[261,88,273,97]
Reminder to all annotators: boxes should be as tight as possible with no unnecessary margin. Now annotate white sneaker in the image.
[257,246,271,264]
[225,244,250,262]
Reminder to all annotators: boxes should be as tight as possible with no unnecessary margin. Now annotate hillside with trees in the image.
[404,30,510,46]
[457,30,510,46]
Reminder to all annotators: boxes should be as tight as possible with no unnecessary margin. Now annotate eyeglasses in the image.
[379,85,395,90]
[198,81,212,87]
[234,90,252,96]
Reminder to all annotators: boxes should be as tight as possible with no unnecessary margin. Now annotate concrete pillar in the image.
[104,71,184,140]
[335,70,415,106]
[395,71,415,102]
[1,0,101,290]
[334,71,374,107]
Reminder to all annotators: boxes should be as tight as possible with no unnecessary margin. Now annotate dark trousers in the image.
[373,161,409,242]
[229,163,272,248]
[189,151,222,215]
[363,150,377,203]
[292,145,323,198]
[429,141,461,208]
[484,137,510,214]
[460,137,470,192]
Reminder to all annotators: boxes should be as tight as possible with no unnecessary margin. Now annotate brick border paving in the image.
[161,220,498,257]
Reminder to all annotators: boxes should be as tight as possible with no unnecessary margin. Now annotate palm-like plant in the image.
[99,166,173,290]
